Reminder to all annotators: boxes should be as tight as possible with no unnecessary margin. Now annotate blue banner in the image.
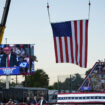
[0,67,20,75]
[81,86,91,91]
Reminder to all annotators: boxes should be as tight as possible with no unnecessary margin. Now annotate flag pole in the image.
[5,38,10,89]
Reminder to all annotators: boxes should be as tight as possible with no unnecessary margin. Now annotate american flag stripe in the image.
[56,37,60,62]
[53,37,58,62]
[71,21,76,64]
[85,20,88,67]
[62,37,66,62]
[82,20,86,67]
[59,37,63,62]
[77,21,80,66]
[74,21,78,65]
[70,37,74,63]
[67,37,71,63]
[64,37,69,62]
[80,20,83,67]
[52,20,88,68]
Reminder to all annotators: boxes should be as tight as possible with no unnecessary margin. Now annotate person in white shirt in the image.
[38,96,47,105]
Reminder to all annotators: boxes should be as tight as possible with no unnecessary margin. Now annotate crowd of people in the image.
[0,44,34,75]
[81,62,105,92]
[0,96,47,105]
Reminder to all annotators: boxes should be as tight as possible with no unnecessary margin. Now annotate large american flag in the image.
[51,19,88,68]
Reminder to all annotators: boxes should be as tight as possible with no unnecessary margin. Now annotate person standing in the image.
[26,97,31,105]
[38,96,47,105]
[32,96,37,105]
[0,47,3,67]
[17,56,29,74]
[1,46,17,67]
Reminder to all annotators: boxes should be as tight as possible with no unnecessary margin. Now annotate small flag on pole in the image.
[51,19,88,68]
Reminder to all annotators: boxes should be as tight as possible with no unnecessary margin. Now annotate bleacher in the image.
[78,61,105,92]
[55,62,105,104]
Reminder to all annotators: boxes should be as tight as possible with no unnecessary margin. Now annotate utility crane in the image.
[0,0,11,44]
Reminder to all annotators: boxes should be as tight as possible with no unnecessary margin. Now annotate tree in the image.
[49,73,83,91]
[0,78,6,88]
[48,82,58,89]
[71,73,83,90]
[58,73,83,91]
[85,68,91,76]
[23,69,49,88]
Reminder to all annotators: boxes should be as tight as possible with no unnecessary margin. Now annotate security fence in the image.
[0,87,48,103]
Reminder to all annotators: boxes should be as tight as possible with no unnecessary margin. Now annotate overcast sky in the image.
[0,0,105,85]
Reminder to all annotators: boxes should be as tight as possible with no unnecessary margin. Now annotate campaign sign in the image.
[0,67,20,75]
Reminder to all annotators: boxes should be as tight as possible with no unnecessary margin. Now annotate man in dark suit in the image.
[38,96,47,105]
[32,96,37,105]
[0,47,3,67]
[1,47,17,67]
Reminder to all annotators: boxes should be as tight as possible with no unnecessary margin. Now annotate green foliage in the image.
[0,82,5,88]
[23,69,49,88]
[0,78,5,88]
[48,82,58,89]
[50,73,83,91]
[71,73,83,90]
[85,68,91,76]
[31,56,38,62]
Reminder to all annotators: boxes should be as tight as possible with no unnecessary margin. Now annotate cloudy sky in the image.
[0,0,105,85]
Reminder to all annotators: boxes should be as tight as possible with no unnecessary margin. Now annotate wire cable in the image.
[47,1,51,23]
[88,0,91,21]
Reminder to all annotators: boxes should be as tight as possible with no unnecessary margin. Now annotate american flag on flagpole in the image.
[51,19,88,68]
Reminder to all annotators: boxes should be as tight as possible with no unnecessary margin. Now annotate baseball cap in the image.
[4,47,11,51]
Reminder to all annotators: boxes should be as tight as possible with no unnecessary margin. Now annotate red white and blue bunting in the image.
[57,92,105,103]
